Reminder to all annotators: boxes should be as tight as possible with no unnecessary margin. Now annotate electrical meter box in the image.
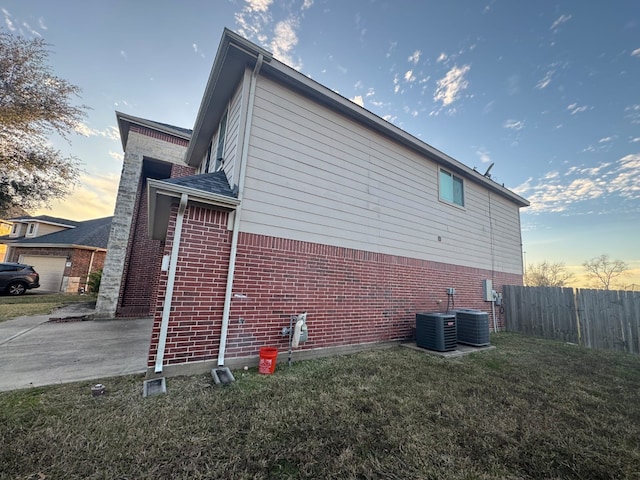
[482,279,493,302]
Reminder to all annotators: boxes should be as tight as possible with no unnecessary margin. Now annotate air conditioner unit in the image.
[415,312,457,352]
[454,309,490,346]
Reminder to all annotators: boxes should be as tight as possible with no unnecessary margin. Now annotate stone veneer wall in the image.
[95,127,189,318]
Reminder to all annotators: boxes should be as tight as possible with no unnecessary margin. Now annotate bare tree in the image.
[582,254,629,290]
[0,32,87,216]
[524,260,574,287]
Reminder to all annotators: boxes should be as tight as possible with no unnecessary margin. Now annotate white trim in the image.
[155,193,189,374]
[218,53,264,367]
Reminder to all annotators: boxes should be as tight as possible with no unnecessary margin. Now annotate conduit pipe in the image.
[155,193,189,373]
[218,53,264,367]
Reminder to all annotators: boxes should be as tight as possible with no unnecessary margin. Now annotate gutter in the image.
[218,53,264,367]
[155,193,189,374]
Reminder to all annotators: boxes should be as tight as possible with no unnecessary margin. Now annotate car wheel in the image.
[7,282,27,296]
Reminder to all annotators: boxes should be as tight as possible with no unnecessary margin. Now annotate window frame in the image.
[214,109,228,172]
[438,168,465,208]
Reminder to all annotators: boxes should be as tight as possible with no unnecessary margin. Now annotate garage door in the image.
[19,255,67,292]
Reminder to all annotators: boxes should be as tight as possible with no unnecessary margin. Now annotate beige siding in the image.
[31,223,68,237]
[240,76,523,274]
[222,80,245,187]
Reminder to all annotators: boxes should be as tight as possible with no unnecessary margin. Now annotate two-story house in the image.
[96,29,529,377]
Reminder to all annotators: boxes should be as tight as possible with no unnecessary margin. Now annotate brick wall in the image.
[116,162,196,317]
[149,205,522,369]
[149,205,232,367]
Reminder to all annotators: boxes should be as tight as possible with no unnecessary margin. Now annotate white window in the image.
[439,168,464,207]
[214,110,228,171]
[26,223,36,236]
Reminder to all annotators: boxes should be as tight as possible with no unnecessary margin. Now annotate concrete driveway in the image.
[0,302,153,392]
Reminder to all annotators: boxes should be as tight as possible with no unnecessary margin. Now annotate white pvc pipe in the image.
[155,193,188,373]
[218,54,264,367]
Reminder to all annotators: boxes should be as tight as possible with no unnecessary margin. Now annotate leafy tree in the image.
[524,260,574,287]
[583,254,629,290]
[0,32,86,217]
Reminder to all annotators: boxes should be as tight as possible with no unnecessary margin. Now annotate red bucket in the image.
[258,347,278,374]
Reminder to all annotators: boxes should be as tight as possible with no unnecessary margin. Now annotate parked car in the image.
[0,262,40,295]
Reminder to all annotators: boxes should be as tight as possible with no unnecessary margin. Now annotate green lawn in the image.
[0,293,95,322]
[1,333,639,479]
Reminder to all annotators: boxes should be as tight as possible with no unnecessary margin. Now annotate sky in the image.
[2,0,639,288]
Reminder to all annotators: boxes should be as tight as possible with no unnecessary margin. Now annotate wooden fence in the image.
[503,285,640,355]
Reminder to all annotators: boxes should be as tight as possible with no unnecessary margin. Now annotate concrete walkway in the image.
[0,302,153,392]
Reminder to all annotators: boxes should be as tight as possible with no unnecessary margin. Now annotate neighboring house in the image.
[96,29,529,377]
[0,220,11,261]
[0,216,111,293]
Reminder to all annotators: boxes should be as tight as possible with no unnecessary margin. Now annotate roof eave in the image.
[5,243,107,251]
[184,28,273,167]
[147,178,240,240]
[116,111,192,151]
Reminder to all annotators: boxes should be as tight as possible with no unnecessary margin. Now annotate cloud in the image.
[386,41,397,59]
[234,0,311,70]
[350,95,364,107]
[74,123,120,142]
[536,70,554,89]
[567,103,589,115]
[246,0,272,12]
[38,17,47,30]
[551,14,572,31]
[514,154,640,214]
[271,19,299,65]
[404,70,416,82]
[408,50,421,65]
[632,48,640,57]
[503,119,524,131]
[33,173,120,221]
[433,64,471,107]
[120,50,128,60]
[436,53,447,63]
[2,8,16,31]
[476,147,492,164]
[109,151,124,161]
[625,104,640,124]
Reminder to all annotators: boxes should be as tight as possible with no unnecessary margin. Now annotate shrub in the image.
[87,269,102,293]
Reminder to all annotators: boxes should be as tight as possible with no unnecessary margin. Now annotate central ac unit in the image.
[415,312,457,352]
[454,309,490,346]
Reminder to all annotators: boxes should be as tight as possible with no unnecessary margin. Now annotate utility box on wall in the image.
[482,279,493,302]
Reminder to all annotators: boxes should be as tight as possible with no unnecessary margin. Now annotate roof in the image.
[2,217,113,249]
[147,172,240,240]
[185,28,529,208]
[162,171,237,198]
[116,111,192,151]
[8,215,80,228]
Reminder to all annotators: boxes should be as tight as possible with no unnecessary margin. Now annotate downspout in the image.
[218,53,264,366]
[84,249,96,293]
[155,193,189,374]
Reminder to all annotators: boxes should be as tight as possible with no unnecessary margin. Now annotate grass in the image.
[1,333,639,479]
[0,293,95,322]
